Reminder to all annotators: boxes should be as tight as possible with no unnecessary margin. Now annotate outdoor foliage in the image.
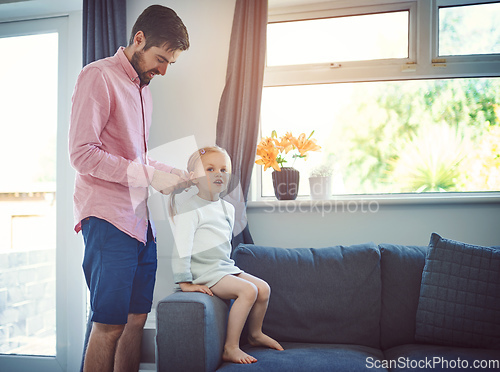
[325,6,500,194]
[334,78,500,193]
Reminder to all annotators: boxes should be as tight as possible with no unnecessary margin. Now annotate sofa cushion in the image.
[379,244,428,350]
[383,343,500,372]
[217,342,387,372]
[415,233,500,349]
[233,243,381,348]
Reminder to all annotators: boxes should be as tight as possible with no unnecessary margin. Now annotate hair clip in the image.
[200,149,206,155]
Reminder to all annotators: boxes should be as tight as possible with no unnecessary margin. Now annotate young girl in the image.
[170,146,283,364]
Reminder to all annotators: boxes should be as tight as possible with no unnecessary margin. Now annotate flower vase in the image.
[272,167,300,200]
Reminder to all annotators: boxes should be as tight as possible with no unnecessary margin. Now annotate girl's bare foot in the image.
[248,332,284,351]
[223,346,257,364]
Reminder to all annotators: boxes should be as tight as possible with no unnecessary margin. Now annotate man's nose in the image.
[159,64,168,76]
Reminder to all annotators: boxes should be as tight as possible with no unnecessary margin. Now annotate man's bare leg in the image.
[114,313,148,372]
[83,322,124,372]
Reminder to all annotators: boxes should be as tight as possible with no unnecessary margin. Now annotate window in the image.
[257,0,500,199]
[0,14,86,372]
[439,2,500,56]
[267,11,409,66]
[0,31,58,357]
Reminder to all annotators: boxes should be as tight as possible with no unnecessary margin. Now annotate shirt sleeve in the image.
[68,66,155,188]
[171,208,198,284]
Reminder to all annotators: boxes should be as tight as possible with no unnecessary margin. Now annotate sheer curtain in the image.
[83,0,126,66]
[216,0,268,249]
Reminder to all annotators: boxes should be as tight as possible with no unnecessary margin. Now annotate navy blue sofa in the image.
[156,234,500,371]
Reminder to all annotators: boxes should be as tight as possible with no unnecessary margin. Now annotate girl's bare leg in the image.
[210,275,259,364]
[236,273,284,351]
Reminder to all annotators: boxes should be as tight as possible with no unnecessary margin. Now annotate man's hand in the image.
[151,170,183,195]
[171,168,190,181]
[179,282,213,296]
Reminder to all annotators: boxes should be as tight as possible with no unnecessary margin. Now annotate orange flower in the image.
[257,137,274,150]
[255,147,281,171]
[255,130,321,171]
[292,132,322,157]
[275,132,295,154]
[256,137,281,171]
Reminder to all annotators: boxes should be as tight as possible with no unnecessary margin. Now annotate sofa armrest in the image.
[156,291,229,372]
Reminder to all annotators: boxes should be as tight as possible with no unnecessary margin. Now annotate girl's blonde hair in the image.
[169,146,231,218]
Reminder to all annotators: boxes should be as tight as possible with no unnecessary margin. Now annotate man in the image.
[69,5,189,372]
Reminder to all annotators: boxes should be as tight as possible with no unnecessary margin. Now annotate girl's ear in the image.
[189,171,198,184]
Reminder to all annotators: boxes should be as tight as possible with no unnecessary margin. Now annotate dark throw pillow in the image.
[415,233,500,349]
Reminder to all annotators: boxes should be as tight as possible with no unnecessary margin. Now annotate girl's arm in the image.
[171,208,214,296]
[171,207,197,284]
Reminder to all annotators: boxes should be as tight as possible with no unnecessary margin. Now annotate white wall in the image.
[127,0,237,149]
[247,200,500,248]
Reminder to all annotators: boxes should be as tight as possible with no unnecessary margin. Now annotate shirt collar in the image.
[115,47,141,85]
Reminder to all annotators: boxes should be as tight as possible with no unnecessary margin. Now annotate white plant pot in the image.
[309,176,332,200]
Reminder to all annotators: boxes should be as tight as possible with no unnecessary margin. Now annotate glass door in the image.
[0,15,86,372]
[0,29,58,358]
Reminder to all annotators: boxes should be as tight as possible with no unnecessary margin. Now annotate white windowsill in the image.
[248,192,500,209]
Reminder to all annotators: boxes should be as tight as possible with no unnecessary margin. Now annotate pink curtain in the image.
[216,0,268,248]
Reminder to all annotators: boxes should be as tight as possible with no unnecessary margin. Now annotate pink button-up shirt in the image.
[69,47,172,244]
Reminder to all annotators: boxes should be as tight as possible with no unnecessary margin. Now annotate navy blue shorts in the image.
[81,217,157,325]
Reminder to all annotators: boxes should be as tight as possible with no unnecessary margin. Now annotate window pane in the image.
[267,11,409,66]
[260,78,500,196]
[0,33,57,356]
[439,2,500,56]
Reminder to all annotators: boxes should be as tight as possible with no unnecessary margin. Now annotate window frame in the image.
[266,6,414,67]
[264,0,500,87]
[252,0,500,202]
[434,0,500,62]
[0,14,86,372]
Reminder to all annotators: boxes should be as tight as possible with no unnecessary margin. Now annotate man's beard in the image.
[130,50,157,86]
